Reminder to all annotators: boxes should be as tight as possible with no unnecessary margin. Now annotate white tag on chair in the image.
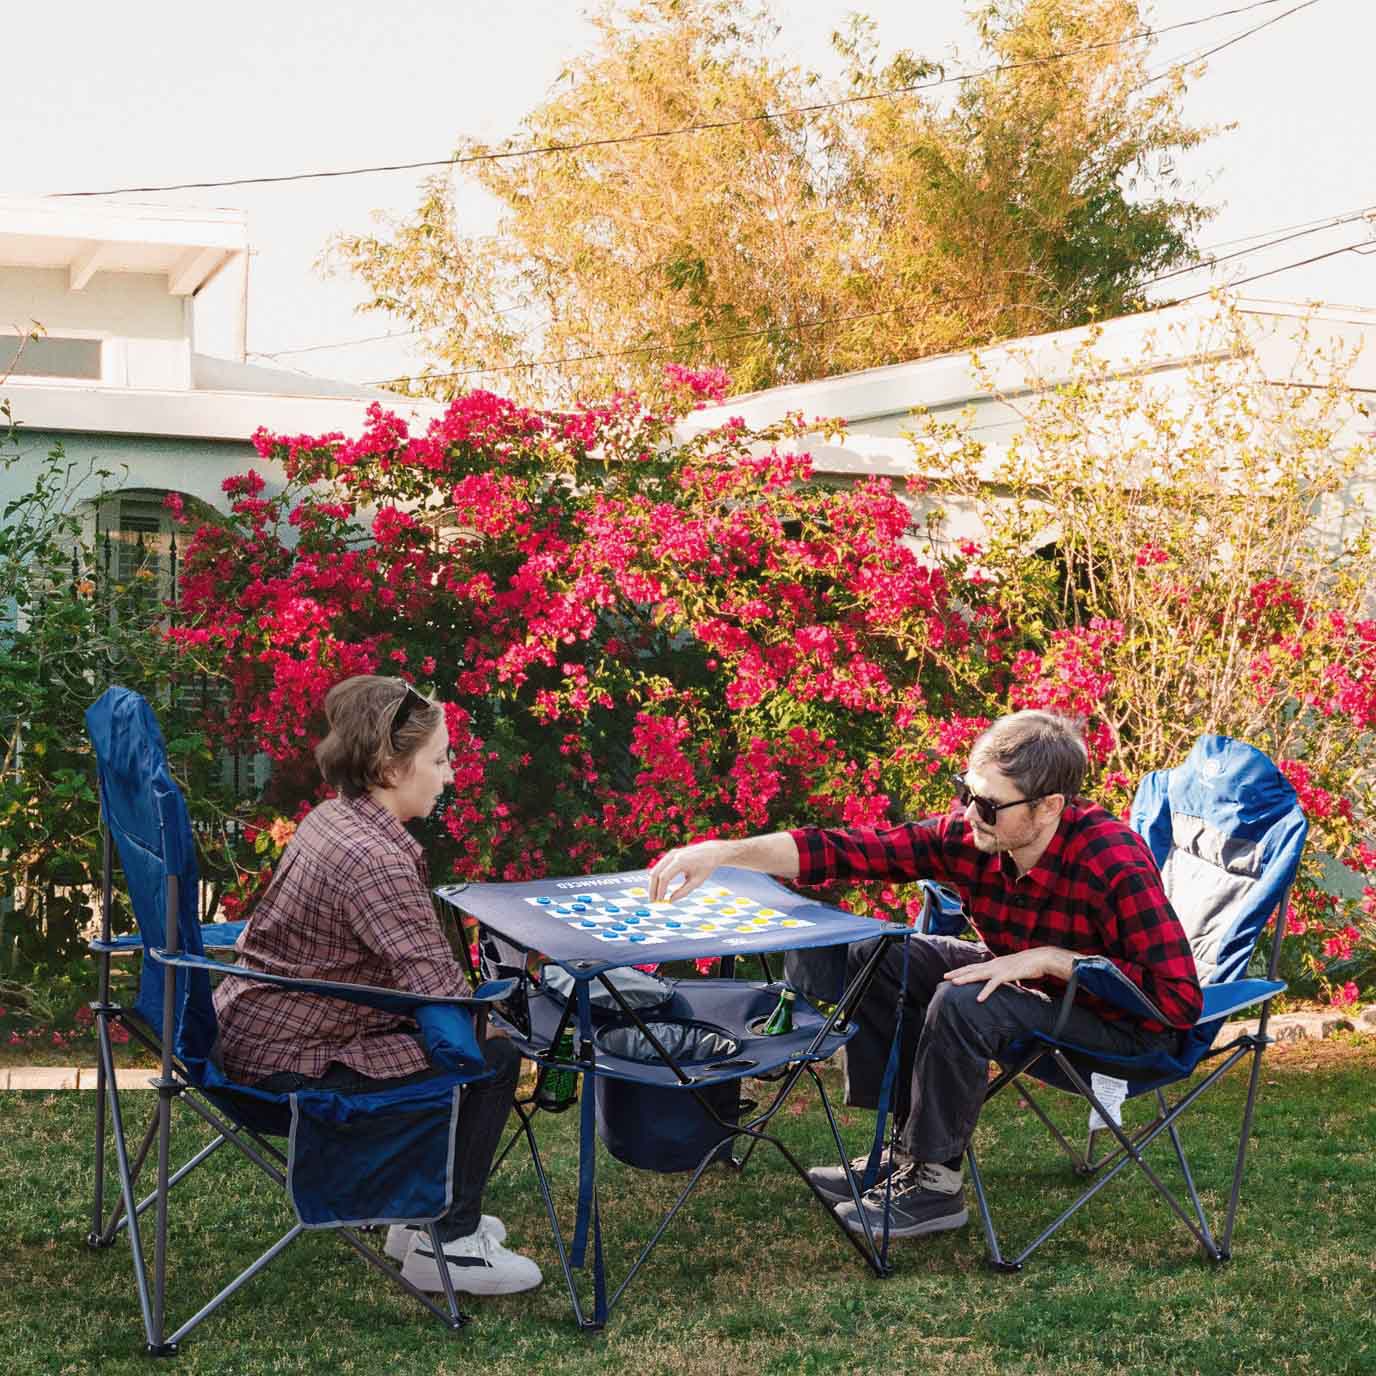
[1087,1073,1127,1132]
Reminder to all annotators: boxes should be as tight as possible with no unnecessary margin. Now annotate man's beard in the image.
[969,824,1004,853]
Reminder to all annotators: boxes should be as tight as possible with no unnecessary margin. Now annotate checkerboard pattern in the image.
[523,884,817,947]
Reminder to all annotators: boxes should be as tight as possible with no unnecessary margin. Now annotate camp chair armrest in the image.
[915,880,966,937]
[147,948,515,1017]
[1051,956,1169,1038]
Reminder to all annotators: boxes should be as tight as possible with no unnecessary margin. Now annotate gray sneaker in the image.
[834,1160,968,1239]
[806,1147,899,1205]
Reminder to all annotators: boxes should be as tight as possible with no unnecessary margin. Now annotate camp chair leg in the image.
[1157,1090,1217,1257]
[414,1225,470,1331]
[110,1135,231,1242]
[101,1104,159,1241]
[1011,1076,1093,1176]
[89,1008,112,1247]
[161,1224,306,1349]
[1220,1037,1269,1259]
[95,1016,160,1349]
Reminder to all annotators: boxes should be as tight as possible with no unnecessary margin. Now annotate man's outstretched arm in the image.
[648,833,800,903]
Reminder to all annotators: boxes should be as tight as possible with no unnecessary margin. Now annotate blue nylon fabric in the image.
[85,688,216,1046]
[86,685,493,1227]
[1008,733,1307,1099]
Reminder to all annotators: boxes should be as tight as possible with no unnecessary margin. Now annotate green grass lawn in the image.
[2,1039,1373,1376]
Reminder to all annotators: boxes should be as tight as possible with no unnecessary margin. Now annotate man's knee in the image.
[924,980,998,1039]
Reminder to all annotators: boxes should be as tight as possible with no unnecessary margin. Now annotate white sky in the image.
[8,0,1374,394]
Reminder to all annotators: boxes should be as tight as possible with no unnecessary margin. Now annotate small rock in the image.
[1227,1012,1352,1042]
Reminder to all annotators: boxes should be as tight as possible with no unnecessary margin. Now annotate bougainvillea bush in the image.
[169,367,1014,943]
[907,304,1376,1005]
[166,316,1374,1006]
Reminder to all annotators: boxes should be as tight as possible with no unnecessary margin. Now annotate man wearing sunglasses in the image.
[648,709,1200,1242]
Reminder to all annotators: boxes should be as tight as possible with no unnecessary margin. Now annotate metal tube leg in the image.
[1221,1040,1268,1257]
[89,1015,110,1246]
[97,1020,157,1347]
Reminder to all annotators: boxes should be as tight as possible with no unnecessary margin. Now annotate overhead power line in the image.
[364,211,1376,387]
[254,199,1374,361]
[49,0,1297,199]
[1134,0,1319,91]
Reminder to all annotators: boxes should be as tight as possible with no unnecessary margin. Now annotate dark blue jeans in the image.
[842,935,1177,1163]
[257,1034,521,1241]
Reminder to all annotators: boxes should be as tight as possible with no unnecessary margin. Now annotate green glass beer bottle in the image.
[761,988,795,1036]
[535,1025,579,1112]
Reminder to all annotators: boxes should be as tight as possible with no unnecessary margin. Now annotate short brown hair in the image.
[314,676,443,798]
[969,710,1087,802]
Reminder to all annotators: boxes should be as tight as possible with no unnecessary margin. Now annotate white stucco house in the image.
[681,295,1376,554]
[0,196,445,578]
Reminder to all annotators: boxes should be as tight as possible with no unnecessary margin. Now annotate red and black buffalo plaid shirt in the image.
[213,794,466,1083]
[791,801,1202,1031]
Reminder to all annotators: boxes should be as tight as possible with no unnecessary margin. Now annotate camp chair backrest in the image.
[86,685,218,1059]
[1130,735,1307,987]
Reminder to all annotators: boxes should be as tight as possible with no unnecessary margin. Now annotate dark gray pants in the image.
[257,1035,521,1241]
[842,936,1176,1164]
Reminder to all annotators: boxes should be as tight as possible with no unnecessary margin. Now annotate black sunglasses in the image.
[954,773,1049,826]
[388,683,430,748]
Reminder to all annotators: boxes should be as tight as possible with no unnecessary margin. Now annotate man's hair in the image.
[969,710,1087,802]
[314,676,443,798]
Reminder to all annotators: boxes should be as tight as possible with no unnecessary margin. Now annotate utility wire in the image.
[365,214,1376,387]
[1135,0,1319,90]
[1178,239,1369,301]
[258,200,1374,359]
[49,0,1295,199]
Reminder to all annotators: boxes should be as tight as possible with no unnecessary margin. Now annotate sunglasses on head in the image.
[388,683,430,748]
[953,773,1049,826]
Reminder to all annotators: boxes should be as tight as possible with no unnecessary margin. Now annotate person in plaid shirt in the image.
[649,710,1201,1241]
[213,676,541,1296]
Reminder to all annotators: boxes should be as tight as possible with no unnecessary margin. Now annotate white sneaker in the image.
[400,1226,542,1296]
[384,1214,506,1263]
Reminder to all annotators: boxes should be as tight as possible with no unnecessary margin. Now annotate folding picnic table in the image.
[436,866,918,1330]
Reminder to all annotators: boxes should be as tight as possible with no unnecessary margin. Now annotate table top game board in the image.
[435,865,898,973]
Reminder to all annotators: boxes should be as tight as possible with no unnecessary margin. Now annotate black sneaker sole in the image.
[837,1204,969,1238]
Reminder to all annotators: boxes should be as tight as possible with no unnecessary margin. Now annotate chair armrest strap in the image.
[1052,957,1170,1038]
[149,948,514,1018]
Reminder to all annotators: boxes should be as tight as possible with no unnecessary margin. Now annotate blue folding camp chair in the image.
[84,686,513,1353]
[955,734,1308,1269]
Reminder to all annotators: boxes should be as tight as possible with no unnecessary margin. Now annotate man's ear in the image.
[1041,792,1067,818]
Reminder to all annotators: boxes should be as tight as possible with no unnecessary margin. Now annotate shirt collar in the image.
[345,791,424,861]
[1001,801,1080,893]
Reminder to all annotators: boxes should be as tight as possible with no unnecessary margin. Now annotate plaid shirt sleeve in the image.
[342,852,468,1000]
[790,817,955,886]
[1090,846,1203,1029]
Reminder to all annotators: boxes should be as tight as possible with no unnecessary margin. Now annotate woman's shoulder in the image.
[294,795,417,872]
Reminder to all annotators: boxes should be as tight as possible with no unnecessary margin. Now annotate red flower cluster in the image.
[164,381,1373,1001]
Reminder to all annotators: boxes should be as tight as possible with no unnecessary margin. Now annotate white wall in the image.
[0,266,191,389]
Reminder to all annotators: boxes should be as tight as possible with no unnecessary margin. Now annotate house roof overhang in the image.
[0,197,247,296]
